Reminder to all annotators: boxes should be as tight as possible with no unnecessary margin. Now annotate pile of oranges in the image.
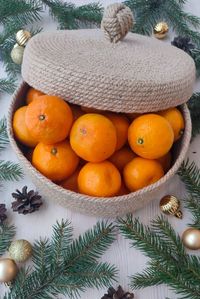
[13,87,185,197]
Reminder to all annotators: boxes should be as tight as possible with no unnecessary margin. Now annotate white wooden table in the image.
[1,1,200,298]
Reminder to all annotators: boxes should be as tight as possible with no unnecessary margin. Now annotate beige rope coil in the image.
[101,3,134,43]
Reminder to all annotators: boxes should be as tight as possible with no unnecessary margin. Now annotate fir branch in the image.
[119,215,200,299]
[41,0,102,29]
[0,78,16,94]
[0,160,23,182]
[0,223,15,256]
[4,220,117,299]
[125,0,200,46]
[178,160,200,228]
[0,118,9,152]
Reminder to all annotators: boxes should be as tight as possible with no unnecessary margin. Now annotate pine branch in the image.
[118,215,200,299]
[178,159,200,228]
[0,118,9,153]
[125,0,200,46]
[0,161,23,182]
[41,0,102,29]
[0,223,15,256]
[0,78,16,94]
[4,220,117,299]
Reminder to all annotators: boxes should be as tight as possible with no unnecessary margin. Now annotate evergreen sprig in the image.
[0,223,16,256]
[4,220,117,299]
[0,161,23,182]
[41,0,103,29]
[0,118,9,152]
[178,159,200,228]
[187,93,200,137]
[125,0,200,46]
[118,215,200,299]
[0,78,16,94]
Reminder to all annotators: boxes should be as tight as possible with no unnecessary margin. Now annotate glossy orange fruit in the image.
[26,87,44,105]
[156,151,172,173]
[123,157,164,191]
[158,108,184,141]
[32,140,79,182]
[59,168,80,192]
[13,106,38,147]
[70,104,84,121]
[78,161,121,197]
[128,114,174,159]
[109,146,136,171]
[25,95,73,144]
[105,112,129,150]
[70,113,117,162]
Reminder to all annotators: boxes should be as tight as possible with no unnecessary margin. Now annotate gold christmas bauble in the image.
[0,258,18,283]
[182,228,200,250]
[16,29,31,46]
[154,22,169,39]
[160,195,182,219]
[9,239,32,262]
[11,44,24,65]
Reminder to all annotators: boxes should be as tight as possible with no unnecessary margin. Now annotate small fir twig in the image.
[0,117,9,152]
[0,222,16,256]
[3,220,117,299]
[0,78,16,94]
[0,160,23,182]
[118,215,200,299]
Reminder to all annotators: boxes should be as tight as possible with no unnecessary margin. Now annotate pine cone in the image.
[0,204,7,223]
[171,36,195,54]
[101,286,134,299]
[11,186,43,214]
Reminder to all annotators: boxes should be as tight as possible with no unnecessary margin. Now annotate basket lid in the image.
[22,5,195,113]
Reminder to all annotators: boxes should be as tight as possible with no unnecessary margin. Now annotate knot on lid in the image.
[101,3,134,43]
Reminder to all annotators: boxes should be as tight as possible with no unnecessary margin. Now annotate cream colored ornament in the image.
[160,195,182,219]
[11,44,24,65]
[9,239,32,262]
[16,29,31,46]
[182,228,200,250]
[154,22,169,39]
[0,258,18,283]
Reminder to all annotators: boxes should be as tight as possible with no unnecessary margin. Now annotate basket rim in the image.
[7,81,192,205]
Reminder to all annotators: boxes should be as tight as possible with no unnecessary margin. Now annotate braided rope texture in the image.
[101,3,134,43]
[7,82,192,218]
[22,29,195,113]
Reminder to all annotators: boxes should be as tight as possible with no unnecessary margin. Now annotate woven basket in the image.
[7,3,195,217]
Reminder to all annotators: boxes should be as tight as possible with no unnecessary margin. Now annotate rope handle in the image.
[101,3,134,43]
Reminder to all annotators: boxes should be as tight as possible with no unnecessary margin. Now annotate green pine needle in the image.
[4,220,117,299]
[118,215,200,299]
[0,160,23,182]
[0,118,9,152]
[0,223,15,256]
[0,78,16,94]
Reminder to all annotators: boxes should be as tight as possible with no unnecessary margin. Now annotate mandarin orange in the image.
[109,146,136,171]
[32,140,79,181]
[25,95,73,144]
[13,106,38,147]
[123,157,164,191]
[128,114,174,159]
[78,161,121,197]
[70,113,117,162]
[26,87,44,105]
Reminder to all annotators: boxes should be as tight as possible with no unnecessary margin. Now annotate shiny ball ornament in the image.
[0,258,18,283]
[182,228,200,250]
[154,22,169,39]
[160,195,182,219]
[9,239,32,262]
[16,29,31,46]
[11,44,24,65]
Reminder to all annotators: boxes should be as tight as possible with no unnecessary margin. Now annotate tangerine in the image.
[13,106,38,147]
[78,161,121,197]
[156,151,172,173]
[70,113,117,162]
[128,114,174,159]
[109,146,136,171]
[26,87,44,105]
[59,168,80,192]
[123,157,164,191]
[32,140,79,181]
[25,95,73,144]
